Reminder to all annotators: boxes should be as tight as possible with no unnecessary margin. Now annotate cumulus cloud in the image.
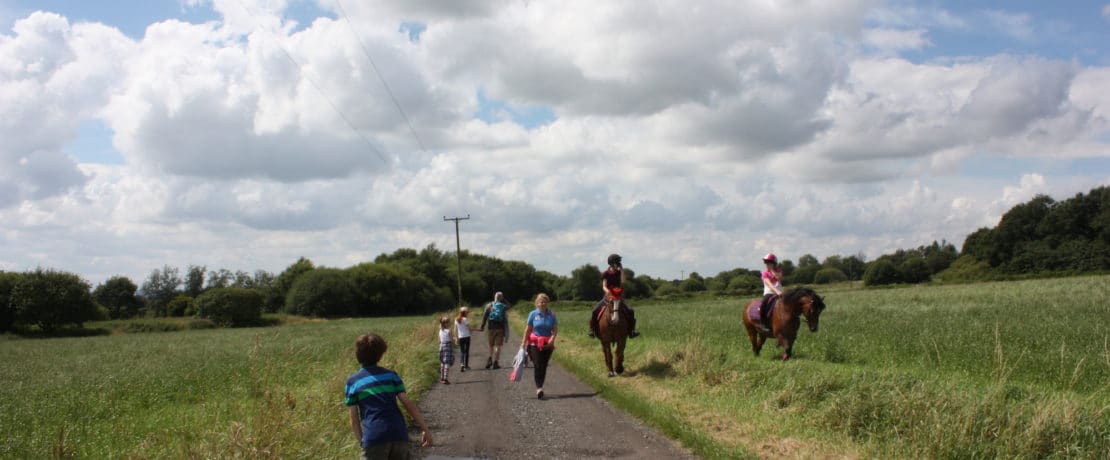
[0,12,132,207]
[1,1,1108,284]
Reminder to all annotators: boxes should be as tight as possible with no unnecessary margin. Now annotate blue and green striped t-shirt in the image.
[344,366,408,447]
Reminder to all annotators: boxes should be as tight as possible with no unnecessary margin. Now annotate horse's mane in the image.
[784,287,825,309]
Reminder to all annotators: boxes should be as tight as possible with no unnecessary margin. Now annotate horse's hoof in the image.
[607,371,615,377]
[615,365,624,374]
[781,354,790,361]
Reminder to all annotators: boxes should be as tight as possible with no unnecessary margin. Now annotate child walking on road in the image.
[455,307,472,371]
[345,333,432,458]
[438,316,454,384]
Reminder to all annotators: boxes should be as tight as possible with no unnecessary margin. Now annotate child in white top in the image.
[455,307,472,371]
[438,316,454,384]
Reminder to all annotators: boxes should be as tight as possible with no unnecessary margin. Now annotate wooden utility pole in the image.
[443,214,470,305]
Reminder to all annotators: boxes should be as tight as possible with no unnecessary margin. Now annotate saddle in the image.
[596,299,628,323]
[748,294,778,329]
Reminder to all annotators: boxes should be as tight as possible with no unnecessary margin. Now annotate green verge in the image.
[0,315,438,458]
[533,275,1110,459]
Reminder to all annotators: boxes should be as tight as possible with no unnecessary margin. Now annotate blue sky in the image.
[0,0,1107,285]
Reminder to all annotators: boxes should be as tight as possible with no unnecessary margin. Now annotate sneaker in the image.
[440,379,451,385]
[537,389,544,399]
[492,362,501,369]
[485,358,493,369]
[629,331,640,338]
[460,367,466,373]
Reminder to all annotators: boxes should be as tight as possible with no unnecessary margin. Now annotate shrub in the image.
[653,282,680,298]
[863,260,901,286]
[347,263,451,316]
[166,295,193,317]
[285,268,355,317]
[934,255,993,283]
[726,274,761,295]
[92,276,143,319]
[900,258,932,283]
[790,265,820,284]
[813,268,848,284]
[9,269,98,332]
[193,288,263,327]
[0,271,21,332]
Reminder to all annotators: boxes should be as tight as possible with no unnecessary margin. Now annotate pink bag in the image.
[508,348,525,382]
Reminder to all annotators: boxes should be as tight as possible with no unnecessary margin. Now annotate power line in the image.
[230,0,390,165]
[444,214,470,305]
[334,0,429,153]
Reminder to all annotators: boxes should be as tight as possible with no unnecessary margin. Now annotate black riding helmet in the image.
[607,253,622,266]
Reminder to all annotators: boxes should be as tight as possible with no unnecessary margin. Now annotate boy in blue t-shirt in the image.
[345,333,431,459]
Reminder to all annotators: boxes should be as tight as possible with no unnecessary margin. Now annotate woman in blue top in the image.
[520,293,558,399]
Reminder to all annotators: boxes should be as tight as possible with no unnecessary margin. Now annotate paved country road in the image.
[414,327,696,460]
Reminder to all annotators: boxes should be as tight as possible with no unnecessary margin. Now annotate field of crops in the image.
[0,315,437,458]
[546,275,1110,459]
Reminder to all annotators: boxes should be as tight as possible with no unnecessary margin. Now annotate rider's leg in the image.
[588,299,604,337]
[626,306,640,338]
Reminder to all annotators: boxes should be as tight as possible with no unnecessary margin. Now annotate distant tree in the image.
[232,270,253,289]
[900,258,931,283]
[141,265,182,316]
[863,259,901,286]
[285,268,355,317]
[347,263,451,316]
[653,282,680,298]
[570,264,604,301]
[813,268,848,284]
[680,272,707,292]
[789,265,820,285]
[10,269,98,332]
[166,295,193,317]
[92,276,142,319]
[205,268,233,290]
[726,274,761,295]
[252,270,275,288]
[797,254,819,268]
[266,257,315,312]
[193,288,262,327]
[779,260,796,278]
[184,265,206,297]
[0,271,21,332]
[842,254,867,281]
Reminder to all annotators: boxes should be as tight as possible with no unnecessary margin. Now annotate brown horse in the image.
[741,287,826,361]
[597,297,630,377]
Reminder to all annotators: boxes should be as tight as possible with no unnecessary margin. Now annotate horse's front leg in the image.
[601,341,614,376]
[780,333,796,361]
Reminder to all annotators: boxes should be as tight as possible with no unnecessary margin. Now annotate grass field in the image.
[0,315,438,458]
[540,275,1110,459]
[3,276,1107,459]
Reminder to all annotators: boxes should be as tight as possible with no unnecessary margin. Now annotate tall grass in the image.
[0,316,437,458]
[546,275,1110,458]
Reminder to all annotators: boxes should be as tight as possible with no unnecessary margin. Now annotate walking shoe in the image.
[485,358,493,369]
[460,367,466,373]
[492,361,500,369]
[440,379,451,385]
[536,389,544,399]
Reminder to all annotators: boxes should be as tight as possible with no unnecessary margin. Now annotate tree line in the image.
[2,186,1105,334]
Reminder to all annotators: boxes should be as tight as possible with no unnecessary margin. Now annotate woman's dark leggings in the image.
[527,345,554,388]
[459,337,471,367]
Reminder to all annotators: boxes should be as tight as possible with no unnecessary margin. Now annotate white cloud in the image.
[862,28,931,54]
[1104,4,1110,21]
[0,1,1108,285]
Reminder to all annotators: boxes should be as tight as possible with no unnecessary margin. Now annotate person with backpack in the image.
[480,292,511,369]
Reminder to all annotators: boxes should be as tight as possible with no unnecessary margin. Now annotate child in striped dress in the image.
[438,316,455,384]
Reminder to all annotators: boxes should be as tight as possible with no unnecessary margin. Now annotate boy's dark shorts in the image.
[361,441,410,460]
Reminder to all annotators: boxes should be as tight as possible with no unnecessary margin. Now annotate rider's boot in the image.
[628,308,640,338]
[588,305,601,338]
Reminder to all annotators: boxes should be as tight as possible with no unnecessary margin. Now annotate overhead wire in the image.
[230,0,391,165]
[334,0,429,153]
